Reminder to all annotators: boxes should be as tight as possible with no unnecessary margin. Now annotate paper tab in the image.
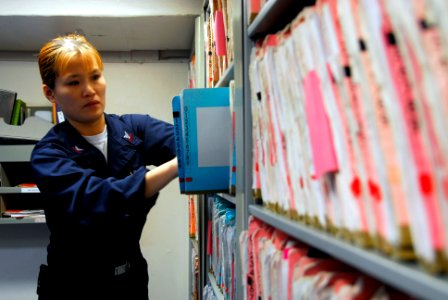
[214,10,227,56]
[304,70,339,177]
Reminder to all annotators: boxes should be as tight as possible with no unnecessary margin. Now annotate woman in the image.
[30,33,178,300]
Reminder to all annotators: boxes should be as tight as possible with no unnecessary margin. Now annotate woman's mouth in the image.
[84,100,100,108]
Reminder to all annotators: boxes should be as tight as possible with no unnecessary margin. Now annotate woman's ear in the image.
[42,85,56,103]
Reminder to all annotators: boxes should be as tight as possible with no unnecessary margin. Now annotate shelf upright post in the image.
[232,0,251,298]
[198,194,207,300]
[242,0,254,210]
[191,8,207,300]
[195,13,206,89]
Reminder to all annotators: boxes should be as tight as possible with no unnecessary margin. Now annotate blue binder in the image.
[173,87,231,194]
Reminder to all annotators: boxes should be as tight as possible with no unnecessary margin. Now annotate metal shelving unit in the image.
[0,141,45,225]
[192,1,244,299]
[0,119,49,300]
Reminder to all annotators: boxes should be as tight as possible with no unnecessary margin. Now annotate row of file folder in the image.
[249,0,448,271]
[206,195,236,299]
[205,0,234,87]
[239,217,411,300]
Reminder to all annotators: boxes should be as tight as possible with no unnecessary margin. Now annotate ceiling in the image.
[0,0,204,58]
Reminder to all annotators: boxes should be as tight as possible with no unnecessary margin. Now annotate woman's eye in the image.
[92,74,101,80]
[67,81,79,86]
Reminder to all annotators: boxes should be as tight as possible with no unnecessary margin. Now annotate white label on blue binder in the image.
[196,107,230,167]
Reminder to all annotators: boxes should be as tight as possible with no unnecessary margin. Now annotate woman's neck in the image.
[69,115,106,136]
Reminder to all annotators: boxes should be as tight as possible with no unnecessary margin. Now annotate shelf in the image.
[247,0,315,39]
[0,145,35,162]
[215,62,234,88]
[0,216,45,224]
[0,116,53,144]
[0,187,39,194]
[208,272,224,300]
[249,205,448,300]
[216,193,236,205]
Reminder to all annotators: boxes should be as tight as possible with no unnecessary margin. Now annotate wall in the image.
[0,60,189,300]
[0,0,202,16]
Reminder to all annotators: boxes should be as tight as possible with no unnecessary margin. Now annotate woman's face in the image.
[46,54,106,130]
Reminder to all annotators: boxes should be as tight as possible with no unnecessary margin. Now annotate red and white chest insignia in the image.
[72,145,84,153]
[123,131,133,142]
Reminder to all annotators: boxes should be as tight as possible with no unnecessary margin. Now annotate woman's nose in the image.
[82,82,95,96]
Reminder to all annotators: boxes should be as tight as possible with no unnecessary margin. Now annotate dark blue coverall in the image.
[30,113,175,300]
